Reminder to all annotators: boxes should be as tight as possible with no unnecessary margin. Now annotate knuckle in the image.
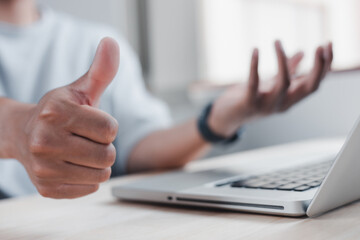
[32,162,51,179]
[97,168,112,183]
[103,144,116,167]
[38,102,61,123]
[102,117,118,143]
[91,184,100,193]
[67,185,99,199]
[28,132,52,155]
[37,186,54,198]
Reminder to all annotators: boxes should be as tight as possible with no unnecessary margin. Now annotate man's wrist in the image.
[198,102,239,144]
[208,112,232,139]
[207,100,241,138]
[0,98,33,159]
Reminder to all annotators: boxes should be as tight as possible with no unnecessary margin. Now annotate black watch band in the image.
[197,103,239,144]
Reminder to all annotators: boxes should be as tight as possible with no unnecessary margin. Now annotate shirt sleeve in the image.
[0,83,5,97]
[100,34,172,176]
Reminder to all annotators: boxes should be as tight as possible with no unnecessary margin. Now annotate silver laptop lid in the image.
[307,116,360,217]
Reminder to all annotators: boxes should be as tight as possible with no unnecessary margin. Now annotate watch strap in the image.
[197,103,239,144]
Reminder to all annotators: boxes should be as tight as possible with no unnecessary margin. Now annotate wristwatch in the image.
[197,102,242,144]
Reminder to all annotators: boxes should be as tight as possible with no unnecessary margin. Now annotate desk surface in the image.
[1,138,360,240]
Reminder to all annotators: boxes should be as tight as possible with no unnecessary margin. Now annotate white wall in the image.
[38,0,140,53]
[146,0,199,93]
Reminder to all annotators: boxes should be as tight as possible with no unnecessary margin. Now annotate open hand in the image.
[208,41,333,137]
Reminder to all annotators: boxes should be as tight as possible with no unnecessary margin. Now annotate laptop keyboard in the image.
[228,160,333,192]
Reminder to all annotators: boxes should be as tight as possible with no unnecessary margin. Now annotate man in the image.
[0,0,333,199]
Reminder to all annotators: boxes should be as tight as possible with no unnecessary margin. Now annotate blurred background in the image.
[39,0,360,157]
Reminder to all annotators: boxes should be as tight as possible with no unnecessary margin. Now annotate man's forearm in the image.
[0,97,32,159]
[127,119,211,173]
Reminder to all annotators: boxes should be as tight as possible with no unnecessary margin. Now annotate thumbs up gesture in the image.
[16,38,120,199]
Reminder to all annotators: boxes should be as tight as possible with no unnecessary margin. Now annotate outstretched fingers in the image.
[320,42,333,80]
[279,45,327,111]
[247,48,260,103]
[261,41,291,113]
[288,51,304,76]
[307,46,325,92]
[275,40,291,92]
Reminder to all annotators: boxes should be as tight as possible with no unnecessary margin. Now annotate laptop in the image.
[112,117,360,217]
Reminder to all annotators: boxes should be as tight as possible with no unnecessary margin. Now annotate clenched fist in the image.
[13,38,120,199]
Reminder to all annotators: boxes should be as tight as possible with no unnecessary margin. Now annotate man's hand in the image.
[208,41,333,137]
[11,37,120,199]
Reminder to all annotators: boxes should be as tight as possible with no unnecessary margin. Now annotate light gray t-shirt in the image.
[0,7,172,197]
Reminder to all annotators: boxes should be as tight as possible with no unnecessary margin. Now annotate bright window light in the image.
[198,0,360,84]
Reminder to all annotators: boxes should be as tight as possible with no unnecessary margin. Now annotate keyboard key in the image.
[294,185,312,191]
[231,179,264,188]
[260,183,281,189]
[277,182,303,190]
[243,181,272,188]
[272,180,291,185]
[305,176,324,182]
[307,181,322,187]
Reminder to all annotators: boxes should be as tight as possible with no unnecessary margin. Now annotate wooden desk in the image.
[1,138,360,240]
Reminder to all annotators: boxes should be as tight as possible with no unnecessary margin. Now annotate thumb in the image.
[70,37,120,106]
